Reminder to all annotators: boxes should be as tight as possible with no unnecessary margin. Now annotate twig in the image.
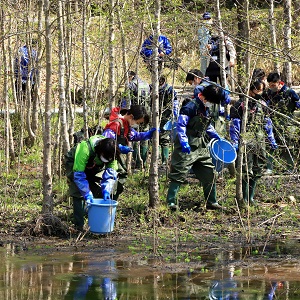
[258,212,285,227]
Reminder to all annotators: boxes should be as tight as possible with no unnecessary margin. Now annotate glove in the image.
[206,124,221,140]
[144,128,157,140]
[102,190,111,201]
[180,141,191,154]
[118,144,133,154]
[271,143,278,150]
[232,143,239,152]
[84,191,94,203]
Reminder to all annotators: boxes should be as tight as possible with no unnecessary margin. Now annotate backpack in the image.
[64,139,96,179]
[209,36,230,62]
[73,126,103,146]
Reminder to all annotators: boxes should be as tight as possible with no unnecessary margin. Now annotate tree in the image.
[148,0,160,208]
[42,0,53,214]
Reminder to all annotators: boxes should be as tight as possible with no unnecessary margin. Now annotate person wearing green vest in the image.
[64,136,120,230]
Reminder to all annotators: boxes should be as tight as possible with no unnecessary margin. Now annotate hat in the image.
[202,12,211,20]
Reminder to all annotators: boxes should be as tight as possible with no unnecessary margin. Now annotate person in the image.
[186,69,230,132]
[198,12,213,75]
[103,105,156,181]
[151,75,179,166]
[265,72,300,173]
[140,34,172,73]
[14,40,38,102]
[121,71,151,168]
[205,32,236,87]
[121,71,151,109]
[166,75,231,211]
[252,68,268,86]
[229,79,278,205]
[64,136,121,230]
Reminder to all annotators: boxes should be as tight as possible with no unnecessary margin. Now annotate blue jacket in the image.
[140,35,172,58]
[14,45,38,84]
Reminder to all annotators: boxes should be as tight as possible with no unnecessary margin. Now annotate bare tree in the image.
[108,0,116,109]
[42,0,53,214]
[235,0,250,207]
[57,0,70,156]
[148,0,160,208]
[269,0,280,72]
[1,8,16,171]
[282,0,292,85]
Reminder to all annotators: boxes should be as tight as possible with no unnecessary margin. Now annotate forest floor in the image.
[1,166,300,269]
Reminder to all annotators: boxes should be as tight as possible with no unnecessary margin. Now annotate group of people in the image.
[65,11,300,230]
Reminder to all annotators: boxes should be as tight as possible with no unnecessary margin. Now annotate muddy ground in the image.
[1,173,300,271]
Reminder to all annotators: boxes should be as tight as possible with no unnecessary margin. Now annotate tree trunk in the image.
[215,0,227,88]
[282,0,292,86]
[236,0,250,93]
[235,0,250,207]
[1,8,15,170]
[148,0,160,208]
[58,0,70,156]
[42,0,53,214]
[82,0,89,138]
[269,0,280,73]
[108,0,116,109]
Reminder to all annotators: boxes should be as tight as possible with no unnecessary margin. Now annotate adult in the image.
[198,12,213,75]
[205,30,236,87]
[229,79,278,205]
[166,77,230,211]
[14,40,38,102]
[265,72,300,173]
[121,71,151,168]
[64,136,120,230]
[121,71,150,109]
[140,34,172,73]
[151,75,179,165]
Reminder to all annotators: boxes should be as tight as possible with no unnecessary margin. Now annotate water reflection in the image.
[0,242,299,299]
[63,255,117,299]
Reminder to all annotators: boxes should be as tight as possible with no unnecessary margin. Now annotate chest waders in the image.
[167,108,219,209]
[242,101,266,205]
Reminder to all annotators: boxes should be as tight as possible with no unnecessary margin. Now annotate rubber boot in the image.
[204,183,222,209]
[242,179,249,203]
[248,178,257,205]
[243,179,256,205]
[72,197,85,230]
[166,181,181,209]
[141,145,148,166]
[161,146,169,164]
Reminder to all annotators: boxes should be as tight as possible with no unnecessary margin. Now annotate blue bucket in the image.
[163,120,177,140]
[208,139,237,172]
[86,199,118,234]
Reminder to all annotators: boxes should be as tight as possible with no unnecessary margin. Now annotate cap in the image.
[202,12,211,20]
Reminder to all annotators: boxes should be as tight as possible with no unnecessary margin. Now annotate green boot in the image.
[141,145,148,166]
[243,178,256,205]
[204,183,222,209]
[248,178,257,204]
[166,181,181,208]
[162,147,169,164]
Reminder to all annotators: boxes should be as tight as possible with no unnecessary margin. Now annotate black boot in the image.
[204,183,223,210]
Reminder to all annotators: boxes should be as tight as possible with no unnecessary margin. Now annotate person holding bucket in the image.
[229,79,278,205]
[166,72,230,211]
[64,136,121,231]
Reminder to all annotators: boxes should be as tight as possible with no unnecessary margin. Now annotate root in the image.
[22,213,69,237]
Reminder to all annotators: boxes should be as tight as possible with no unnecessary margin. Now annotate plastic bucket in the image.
[163,120,177,140]
[86,199,118,234]
[208,139,237,172]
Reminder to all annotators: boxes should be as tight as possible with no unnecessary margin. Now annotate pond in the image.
[0,240,300,299]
